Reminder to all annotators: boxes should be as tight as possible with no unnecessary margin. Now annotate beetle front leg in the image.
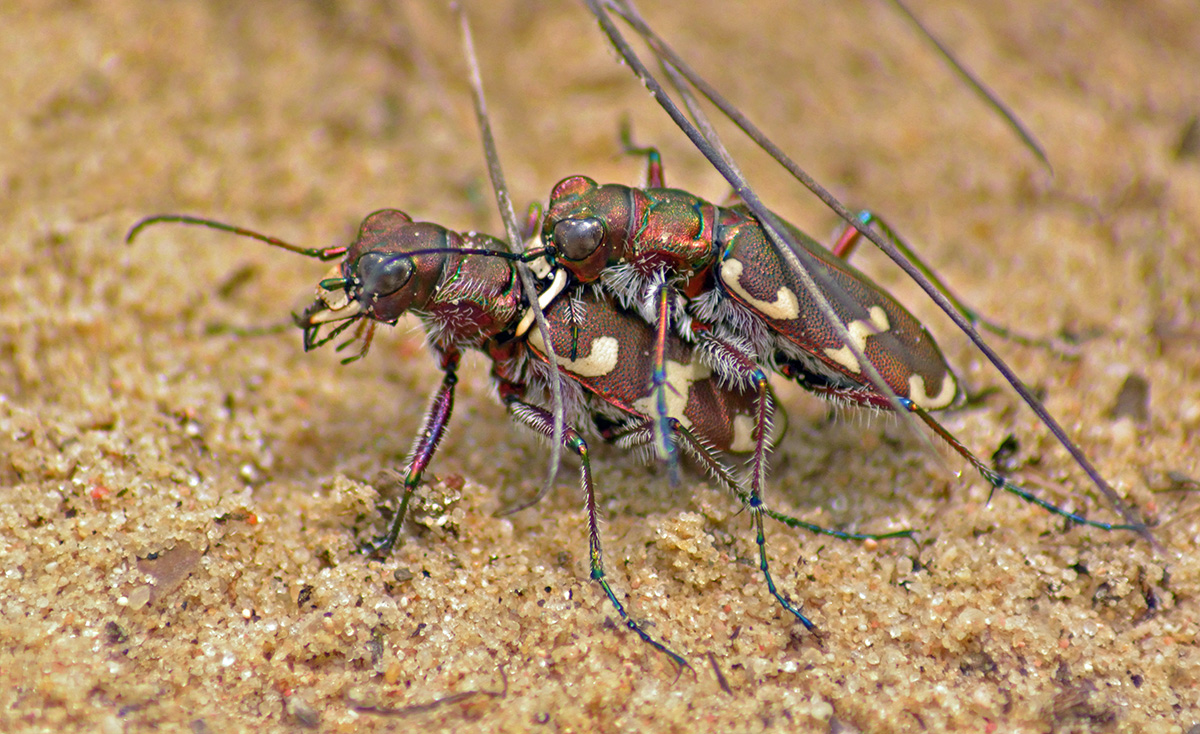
[366,348,461,557]
[619,122,665,188]
[649,279,682,485]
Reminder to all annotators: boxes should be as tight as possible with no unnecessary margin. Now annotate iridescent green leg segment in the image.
[505,397,692,672]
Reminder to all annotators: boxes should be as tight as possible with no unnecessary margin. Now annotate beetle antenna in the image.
[127,214,346,261]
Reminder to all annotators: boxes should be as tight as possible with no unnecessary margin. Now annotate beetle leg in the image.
[366,348,461,557]
[905,401,1145,533]
[835,211,1073,354]
[619,122,665,188]
[649,279,683,485]
[505,396,692,673]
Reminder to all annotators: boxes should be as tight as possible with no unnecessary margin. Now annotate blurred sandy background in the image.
[2,1,1198,731]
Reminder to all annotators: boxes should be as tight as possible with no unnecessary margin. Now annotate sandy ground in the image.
[2,1,1199,732]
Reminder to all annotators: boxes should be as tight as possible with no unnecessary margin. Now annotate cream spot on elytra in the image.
[822,305,892,374]
[908,372,957,410]
[730,414,756,453]
[720,258,800,320]
[528,329,619,378]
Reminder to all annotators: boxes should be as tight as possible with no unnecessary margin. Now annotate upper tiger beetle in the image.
[581,0,1157,551]
[530,139,1148,542]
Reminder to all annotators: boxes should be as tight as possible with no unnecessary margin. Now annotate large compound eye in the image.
[355,252,414,300]
[552,217,605,261]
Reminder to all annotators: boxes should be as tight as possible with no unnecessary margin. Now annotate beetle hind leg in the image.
[506,397,693,672]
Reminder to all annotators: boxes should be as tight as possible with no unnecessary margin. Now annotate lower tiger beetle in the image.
[127,204,912,671]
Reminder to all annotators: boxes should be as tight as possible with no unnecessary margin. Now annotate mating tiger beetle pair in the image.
[127,137,1148,669]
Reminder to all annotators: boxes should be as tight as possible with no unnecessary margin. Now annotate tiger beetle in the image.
[127,206,912,671]
[125,0,1158,675]
[574,0,1156,548]
[530,144,1149,539]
